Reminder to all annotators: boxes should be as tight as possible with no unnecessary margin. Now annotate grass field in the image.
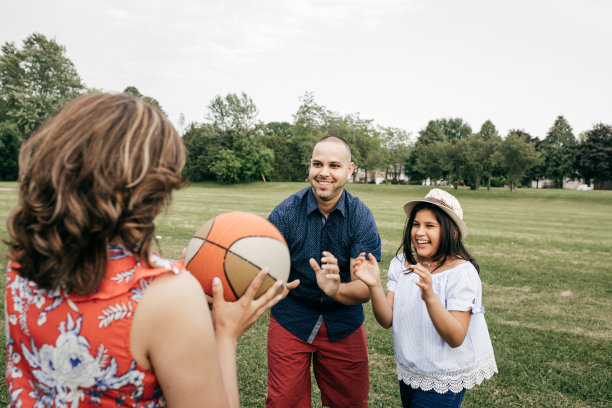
[1,181,611,407]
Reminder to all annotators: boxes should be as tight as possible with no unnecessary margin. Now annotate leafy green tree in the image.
[442,141,465,189]
[411,141,448,185]
[405,121,445,183]
[288,93,389,184]
[210,138,274,184]
[293,92,331,130]
[325,113,383,183]
[291,92,330,177]
[496,130,541,191]
[207,92,259,141]
[210,149,243,184]
[476,120,503,190]
[142,96,164,113]
[380,127,412,182]
[234,137,274,182]
[263,122,306,181]
[460,135,486,190]
[0,121,21,180]
[0,33,85,139]
[183,92,274,184]
[574,123,612,186]
[440,118,472,188]
[522,134,546,188]
[478,120,499,141]
[182,123,220,182]
[417,120,446,145]
[362,146,388,182]
[404,149,424,183]
[408,118,472,185]
[123,86,143,98]
[437,118,472,143]
[123,86,166,116]
[541,115,577,188]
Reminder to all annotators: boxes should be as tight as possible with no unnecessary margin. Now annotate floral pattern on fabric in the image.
[20,313,145,407]
[5,246,183,407]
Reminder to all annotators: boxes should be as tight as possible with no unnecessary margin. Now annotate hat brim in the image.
[403,198,468,238]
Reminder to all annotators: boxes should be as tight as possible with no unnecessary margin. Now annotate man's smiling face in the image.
[308,139,354,204]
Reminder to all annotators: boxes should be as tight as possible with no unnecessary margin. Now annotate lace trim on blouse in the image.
[397,352,498,394]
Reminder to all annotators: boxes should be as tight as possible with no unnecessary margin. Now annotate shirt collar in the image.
[306,187,347,217]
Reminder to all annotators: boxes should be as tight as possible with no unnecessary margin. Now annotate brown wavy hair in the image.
[7,93,186,295]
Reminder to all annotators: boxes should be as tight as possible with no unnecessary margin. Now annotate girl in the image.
[5,93,293,407]
[354,188,497,407]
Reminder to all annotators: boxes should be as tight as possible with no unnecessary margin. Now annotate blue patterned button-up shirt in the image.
[268,187,381,342]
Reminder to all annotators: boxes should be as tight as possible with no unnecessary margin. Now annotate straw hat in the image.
[403,188,468,238]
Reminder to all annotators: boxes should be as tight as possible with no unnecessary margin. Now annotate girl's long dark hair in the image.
[397,202,479,273]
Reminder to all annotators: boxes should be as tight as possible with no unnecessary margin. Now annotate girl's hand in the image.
[354,252,381,288]
[351,252,366,277]
[409,263,437,303]
[211,268,298,340]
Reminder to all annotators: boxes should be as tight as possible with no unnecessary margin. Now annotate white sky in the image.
[2,0,611,140]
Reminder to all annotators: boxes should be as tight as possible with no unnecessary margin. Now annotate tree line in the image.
[1,33,610,190]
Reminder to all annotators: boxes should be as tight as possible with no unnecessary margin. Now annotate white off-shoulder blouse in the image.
[386,254,498,394]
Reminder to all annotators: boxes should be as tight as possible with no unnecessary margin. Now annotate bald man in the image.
[266,136,382,408]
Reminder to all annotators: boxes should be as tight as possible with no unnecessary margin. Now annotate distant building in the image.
[351,168,408,184]
[530,178,593,190]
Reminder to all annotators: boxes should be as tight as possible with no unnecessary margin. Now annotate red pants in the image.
[266,316,369,408]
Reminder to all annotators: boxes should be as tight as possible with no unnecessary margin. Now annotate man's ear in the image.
[348,161,355,176]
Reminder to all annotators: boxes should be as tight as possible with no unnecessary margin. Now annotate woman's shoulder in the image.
[147,267,205,300]
[82,249,186,301]
[133,267,209,337]
[129,266,211,371]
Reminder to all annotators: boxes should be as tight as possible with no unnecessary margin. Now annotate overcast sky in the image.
[2,0,611,140]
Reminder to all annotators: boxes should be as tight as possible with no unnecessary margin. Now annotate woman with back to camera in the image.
[5,93,293,407]
[354,188,497,407]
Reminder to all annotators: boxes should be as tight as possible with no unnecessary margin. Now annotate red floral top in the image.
[5,246,184,407]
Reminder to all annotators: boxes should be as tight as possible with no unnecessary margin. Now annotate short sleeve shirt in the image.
[5,246,183,407]
[268,187,381,342]
[386,254,497,393]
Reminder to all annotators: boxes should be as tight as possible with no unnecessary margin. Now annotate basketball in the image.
[185,211,291,301]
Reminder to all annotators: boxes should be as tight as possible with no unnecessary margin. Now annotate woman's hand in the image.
[353,252,381,288]
[212,268,299,340]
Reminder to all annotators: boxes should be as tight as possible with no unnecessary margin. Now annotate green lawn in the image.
[1,182,611,407]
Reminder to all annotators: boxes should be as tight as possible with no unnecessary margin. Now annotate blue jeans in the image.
[399,380,466,408]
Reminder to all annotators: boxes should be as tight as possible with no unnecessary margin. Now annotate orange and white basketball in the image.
[185,212,290,301]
